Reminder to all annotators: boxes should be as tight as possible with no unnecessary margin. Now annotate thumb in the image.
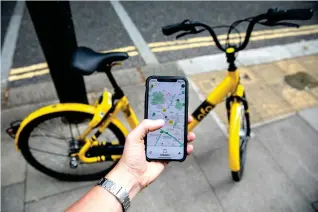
[129,119,165,141]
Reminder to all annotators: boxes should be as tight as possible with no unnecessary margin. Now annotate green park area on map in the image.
[151,91,164,105]
[175,101,184,110]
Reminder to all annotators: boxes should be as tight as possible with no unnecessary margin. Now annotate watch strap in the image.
[97,178,131,211]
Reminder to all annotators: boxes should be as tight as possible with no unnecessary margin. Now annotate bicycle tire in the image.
[228,96,251,182]
[18,111,125,181]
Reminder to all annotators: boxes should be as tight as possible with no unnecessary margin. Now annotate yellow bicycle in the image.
[7,8,313,182]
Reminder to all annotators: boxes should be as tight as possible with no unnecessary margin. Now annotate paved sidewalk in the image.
[2,53,318,211]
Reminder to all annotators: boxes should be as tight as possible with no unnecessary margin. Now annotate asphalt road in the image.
[4,1,318,87]
[123,1,318,62]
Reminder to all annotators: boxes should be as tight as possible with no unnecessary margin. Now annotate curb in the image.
[178,39,318,75]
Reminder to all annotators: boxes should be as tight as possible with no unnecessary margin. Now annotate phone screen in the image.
[146,78,187,160]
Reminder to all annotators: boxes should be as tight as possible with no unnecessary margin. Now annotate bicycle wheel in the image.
[18,111,125,181]
[228,97,250,182]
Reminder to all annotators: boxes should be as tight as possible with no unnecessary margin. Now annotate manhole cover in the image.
[284,72,318,90]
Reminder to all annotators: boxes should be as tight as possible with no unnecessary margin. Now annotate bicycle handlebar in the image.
[162,8,313,52]
[162,21,192,36]
[267,8,313,22]
[238,8,313,50]
[162,21,226,51]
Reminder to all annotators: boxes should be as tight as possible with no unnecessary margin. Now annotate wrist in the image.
[105,162,141,199]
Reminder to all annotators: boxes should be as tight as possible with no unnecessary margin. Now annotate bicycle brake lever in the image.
[176,29,205,39]
[176,32,190,39]
[195,29,206,34]
[259,21,299,28]
[273,22,300,28]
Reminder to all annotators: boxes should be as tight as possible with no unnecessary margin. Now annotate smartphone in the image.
[144,76,188,162]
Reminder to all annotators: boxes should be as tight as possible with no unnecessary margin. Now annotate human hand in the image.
[106,116,195,199]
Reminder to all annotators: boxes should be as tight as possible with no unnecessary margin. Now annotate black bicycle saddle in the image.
[71,47,129,75]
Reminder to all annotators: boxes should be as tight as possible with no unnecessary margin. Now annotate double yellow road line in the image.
[9,24,318,82]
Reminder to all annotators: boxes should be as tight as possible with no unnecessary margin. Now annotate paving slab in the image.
[194,129,315,212]
[273,83,318,111]
[1,100,58,129]
[84,67,144,94]
[254,115,318,202]
[309,87,318,99]
[286,42,318,58]
[295,55,318,79]
[131,156,223,212]
[274,57,309,75]
[1,140,26,187]
[273,55,318,100]
[1,183,25,212]
[3,80,57,109]
[249,63,286,85]
[298,107,318,132]
[1,101,60,186]
[246,83,294,121]
[25,185,92,212]
[25,165,94,202]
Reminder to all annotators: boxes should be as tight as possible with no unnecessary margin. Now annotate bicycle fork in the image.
[226,84,251,172]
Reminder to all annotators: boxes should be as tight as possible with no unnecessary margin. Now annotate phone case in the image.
[144,76,188,162]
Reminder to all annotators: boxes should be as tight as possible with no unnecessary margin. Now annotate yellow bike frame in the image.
[75,95,139,163]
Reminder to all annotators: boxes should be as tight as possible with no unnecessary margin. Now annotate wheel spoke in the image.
[69,122,75,139]
[75,124,81,137]
[34,126,70,144]
[29,147,68,157]
[31,134,71,140]
[25,112,124,178]
[39,122,68,138]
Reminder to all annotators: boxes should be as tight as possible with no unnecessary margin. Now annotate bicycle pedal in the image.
[6,120,22,139]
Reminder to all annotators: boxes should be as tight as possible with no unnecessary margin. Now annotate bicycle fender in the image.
[14,103,129,150]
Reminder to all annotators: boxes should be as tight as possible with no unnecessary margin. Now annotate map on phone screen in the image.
[146,78,186,160]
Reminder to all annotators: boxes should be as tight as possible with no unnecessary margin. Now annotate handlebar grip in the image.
[162,23,184,36]
[267,8,313,21]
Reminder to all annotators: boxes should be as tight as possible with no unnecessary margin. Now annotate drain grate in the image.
[284,72,318,90]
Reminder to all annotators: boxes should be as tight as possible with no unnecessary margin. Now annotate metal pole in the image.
[26,1,88,104]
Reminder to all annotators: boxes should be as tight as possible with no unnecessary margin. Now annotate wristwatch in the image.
[97,178,131,211]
